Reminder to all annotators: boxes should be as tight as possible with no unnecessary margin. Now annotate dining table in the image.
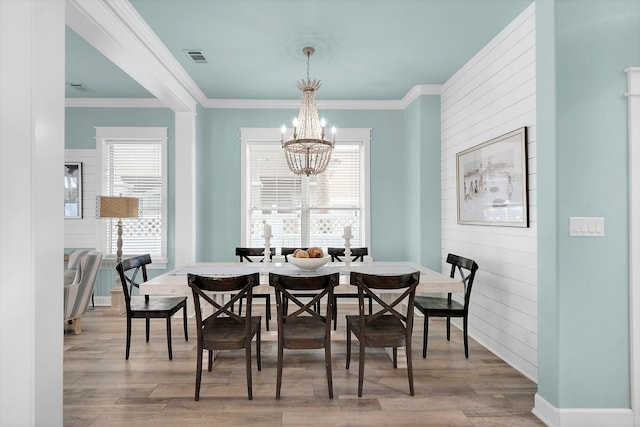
[140,261,463,366]
[139,260,463,297]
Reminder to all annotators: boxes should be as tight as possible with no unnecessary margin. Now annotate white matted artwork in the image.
[64,162,83,218]
[456,127,528,227]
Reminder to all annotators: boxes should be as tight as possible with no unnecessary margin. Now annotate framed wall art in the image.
[64,162,83,218]
[456,127,528,227]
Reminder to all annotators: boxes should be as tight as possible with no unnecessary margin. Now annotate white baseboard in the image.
[533,394,634,427]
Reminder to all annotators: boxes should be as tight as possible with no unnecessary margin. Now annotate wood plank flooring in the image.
[64,306,544,427]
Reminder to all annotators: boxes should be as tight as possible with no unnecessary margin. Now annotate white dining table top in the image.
[140,261,463,296]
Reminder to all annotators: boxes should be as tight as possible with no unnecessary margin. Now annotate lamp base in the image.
[110,277,126,315]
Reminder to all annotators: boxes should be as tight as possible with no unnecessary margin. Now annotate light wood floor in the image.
[64,306,544,427]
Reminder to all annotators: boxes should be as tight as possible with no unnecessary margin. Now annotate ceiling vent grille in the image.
[67,82,95,93]
[184,50,208,63]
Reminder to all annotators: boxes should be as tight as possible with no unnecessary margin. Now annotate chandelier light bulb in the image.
[293,117,299,127]
[320,118,326,128]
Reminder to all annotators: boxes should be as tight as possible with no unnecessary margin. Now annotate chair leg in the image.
[446,316,451,341]
[463,316,469,358]
[183,304,189,341]
[422,316,429,358]
[265,296,270,331]
[276,337,284,399]
[346,321,351,369]
[208,350,213,371]
[358,340,365,397]
[73,317,82,335]
[256,318,262,371]
[166,316,173,360]
[332,297,338,330]
[392,347,397,369]
[195,343,203,401]
[125,316,132,360]
[325,340,333,399]
[406,339,414,396]
[145,317,150,342]
[245,340,253,400]
[368,296,372,315]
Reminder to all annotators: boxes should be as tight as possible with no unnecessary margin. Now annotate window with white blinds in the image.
[241,128,370,251]
[97,127,168,265]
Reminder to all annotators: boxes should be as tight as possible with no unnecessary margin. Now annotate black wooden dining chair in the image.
[235,247,275,330]
[346,270,420,397]
[414,253,479,358]
[280,246,319,313]
[116,254,188,360]
[269,272,338,399]
[188,272,262,401]
[328,247,372,330]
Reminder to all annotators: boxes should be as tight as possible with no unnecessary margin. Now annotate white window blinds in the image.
[98,127,167,263]
[243,128,369,250]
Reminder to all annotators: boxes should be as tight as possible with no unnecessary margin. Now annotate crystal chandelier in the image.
[281,47,335,176]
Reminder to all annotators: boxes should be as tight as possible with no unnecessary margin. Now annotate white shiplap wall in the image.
[440,3,537,381]
[64,149,97,248]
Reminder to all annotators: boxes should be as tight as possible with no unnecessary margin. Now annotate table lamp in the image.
[96,195,139,313]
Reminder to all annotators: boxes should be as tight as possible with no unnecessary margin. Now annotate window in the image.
[96,127,168,266]
[241,128,370,250]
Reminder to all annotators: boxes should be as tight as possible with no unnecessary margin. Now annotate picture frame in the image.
[456,127,528,227]
[64,162,83,219]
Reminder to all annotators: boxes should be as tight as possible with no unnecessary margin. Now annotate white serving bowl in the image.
[288,255,331,271]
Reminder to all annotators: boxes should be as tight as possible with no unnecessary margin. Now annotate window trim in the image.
[240,127,371,249]
[95,126,168,269]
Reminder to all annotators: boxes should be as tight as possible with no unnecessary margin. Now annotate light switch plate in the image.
[569,217,605,237]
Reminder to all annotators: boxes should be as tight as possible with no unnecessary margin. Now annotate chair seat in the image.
[282,317,327,349]
[414,295,465,316]
[346,314,408,348]
[202,316,261,349]
[130,296,187,316]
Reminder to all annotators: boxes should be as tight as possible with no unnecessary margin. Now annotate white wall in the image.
[440,3,537,380]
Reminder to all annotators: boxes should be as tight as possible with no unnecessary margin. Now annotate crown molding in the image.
[65,84,442,110]
[400,84,443,108]
[204,98,406,110]
[65,98,166,108]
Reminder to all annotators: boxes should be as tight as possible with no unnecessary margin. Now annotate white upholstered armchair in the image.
[64,251,102,334]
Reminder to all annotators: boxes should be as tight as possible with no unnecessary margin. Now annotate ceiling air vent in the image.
[67,82,95,93]
[184,49,208,63]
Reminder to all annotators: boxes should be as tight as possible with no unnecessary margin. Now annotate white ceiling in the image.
[65,0,533,103]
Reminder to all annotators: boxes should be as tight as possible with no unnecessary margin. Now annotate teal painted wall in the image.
[405,100,422,262]
[536,0,560,408]
[404,96,442,271]
[196,107,408,262]
[537,0,640,409]
[419,96,442,272]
